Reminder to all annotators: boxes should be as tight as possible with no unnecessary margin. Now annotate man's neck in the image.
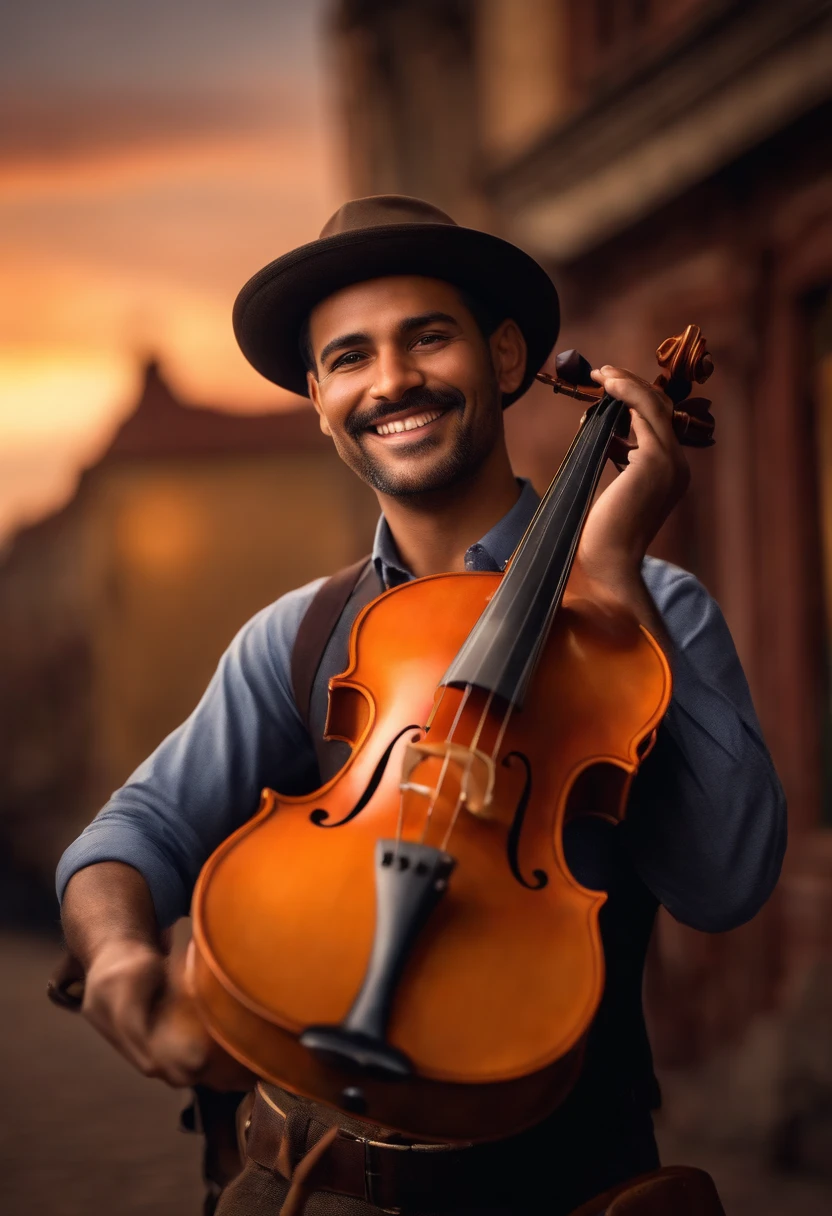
[375,445,520,579]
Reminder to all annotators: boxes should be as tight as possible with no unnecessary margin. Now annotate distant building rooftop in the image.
[0,361,330,565]
[103,360,326,461]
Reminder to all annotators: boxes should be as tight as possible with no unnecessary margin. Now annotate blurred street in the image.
[2,928,831,1216]
[0,930,203,1216]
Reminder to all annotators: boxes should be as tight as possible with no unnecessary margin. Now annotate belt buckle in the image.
[363,1139,402,1214]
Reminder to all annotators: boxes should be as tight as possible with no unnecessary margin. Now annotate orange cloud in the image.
[0,126,339,542]
[0,124,327,200]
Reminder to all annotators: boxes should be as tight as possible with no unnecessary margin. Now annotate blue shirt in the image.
[56,479,786,935]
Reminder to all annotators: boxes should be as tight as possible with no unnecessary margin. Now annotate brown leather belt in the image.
[245,1084,484,1213]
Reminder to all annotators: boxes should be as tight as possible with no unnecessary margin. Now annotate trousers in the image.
[215,1166,519,1216]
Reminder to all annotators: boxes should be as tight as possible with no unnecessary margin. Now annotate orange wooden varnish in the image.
[188,569,670,1141]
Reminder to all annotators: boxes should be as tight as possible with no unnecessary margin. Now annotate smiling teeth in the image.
[375,411,442,435]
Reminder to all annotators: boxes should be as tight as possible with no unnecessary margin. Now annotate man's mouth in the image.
[373,409,444,436]
[345,387,466,443]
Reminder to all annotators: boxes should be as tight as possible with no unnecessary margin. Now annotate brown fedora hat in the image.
[233,195,559,407]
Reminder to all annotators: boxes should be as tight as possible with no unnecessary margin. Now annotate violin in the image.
[178,327,715,1143]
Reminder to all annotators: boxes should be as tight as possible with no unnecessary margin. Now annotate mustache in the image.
[346,386,466,438]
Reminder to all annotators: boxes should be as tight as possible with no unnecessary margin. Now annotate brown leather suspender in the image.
[290,556,373,730]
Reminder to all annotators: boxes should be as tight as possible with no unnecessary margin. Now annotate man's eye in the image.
[414,332,447,348]
[333,351,365,369]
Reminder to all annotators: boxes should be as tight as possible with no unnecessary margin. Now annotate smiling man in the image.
[57,196,785,1215]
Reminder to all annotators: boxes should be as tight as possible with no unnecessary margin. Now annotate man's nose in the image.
[369,346,424,401]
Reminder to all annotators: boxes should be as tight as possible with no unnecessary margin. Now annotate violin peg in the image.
[660,376,692,405]
[683,396,713,419]
[535,350,602,402]
[554,349,595,387]
[672,400,715,447]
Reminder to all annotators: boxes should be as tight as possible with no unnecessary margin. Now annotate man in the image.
[57,196,785,1214]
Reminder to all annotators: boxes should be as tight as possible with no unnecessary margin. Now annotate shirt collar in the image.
[371,478,540,589]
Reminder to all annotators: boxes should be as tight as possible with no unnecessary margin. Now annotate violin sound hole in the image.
[310,724,422,828]
[503,751,547,891]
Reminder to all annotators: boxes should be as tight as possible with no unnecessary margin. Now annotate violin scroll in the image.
[654,325,715,447]
[535,324,716,448]
[655,324,713,386]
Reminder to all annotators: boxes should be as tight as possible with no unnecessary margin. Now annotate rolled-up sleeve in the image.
[625,558,787,932]
[55,580,323,928]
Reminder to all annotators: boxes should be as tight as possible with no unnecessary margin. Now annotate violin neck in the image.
[440,395,628,709]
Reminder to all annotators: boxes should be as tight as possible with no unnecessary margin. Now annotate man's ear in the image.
[489,319,527,397]
[307,371,332,436]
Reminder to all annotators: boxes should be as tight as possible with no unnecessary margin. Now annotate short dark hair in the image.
[298,285,504,378]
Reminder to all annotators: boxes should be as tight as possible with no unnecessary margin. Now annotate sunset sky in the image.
[0,0,340,542]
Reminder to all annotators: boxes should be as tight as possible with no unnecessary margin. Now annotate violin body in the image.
[188,569,670,1142]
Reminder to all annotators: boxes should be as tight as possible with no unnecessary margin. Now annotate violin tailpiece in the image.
[300,839,456,1084]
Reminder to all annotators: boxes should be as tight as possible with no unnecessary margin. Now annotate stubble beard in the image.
[336,381,503,499]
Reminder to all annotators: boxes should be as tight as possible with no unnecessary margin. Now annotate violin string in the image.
[436,400,620,850]
[473,401,613,731]
[437,686,497,852]
[433,406,611,852]
[470,688,496,750]
[439,784,469,853]
[427,399,622,853]
[428,403,610,851]
[481,403,611,696]
[429,684,450,724]
[418,682,473,845]
[393,658,452,850]
[474,441,594,784]
[490,698,516,767]
[394,787,407,861]
[504,401,622,719]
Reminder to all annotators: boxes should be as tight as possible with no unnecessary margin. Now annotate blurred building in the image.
[331,0,832,1100]
[0,361,377,902]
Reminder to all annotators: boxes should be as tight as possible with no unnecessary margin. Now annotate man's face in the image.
[306,276,523,497]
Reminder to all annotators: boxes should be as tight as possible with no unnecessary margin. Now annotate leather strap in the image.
[245,1087,726,1215]
[245,1084,480,1213]
[290,556,373,731]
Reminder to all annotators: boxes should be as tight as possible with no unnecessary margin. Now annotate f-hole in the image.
[310,724,422,828]
[503,751,547,890]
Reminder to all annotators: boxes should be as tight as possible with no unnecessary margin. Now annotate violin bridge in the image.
[400,740,497,817]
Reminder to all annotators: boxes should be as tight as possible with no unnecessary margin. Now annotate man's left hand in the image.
[577,364,690,589]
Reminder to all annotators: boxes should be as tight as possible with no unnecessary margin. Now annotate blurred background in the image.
[2,0,832,1212]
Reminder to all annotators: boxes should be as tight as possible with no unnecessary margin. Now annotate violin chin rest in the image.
[299,1025,413,1081]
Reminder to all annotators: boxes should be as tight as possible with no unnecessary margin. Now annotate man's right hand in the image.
[61,862,241,1088]
[81,938,209,1086]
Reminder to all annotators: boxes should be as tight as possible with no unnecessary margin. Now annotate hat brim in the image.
[233,223,559,407]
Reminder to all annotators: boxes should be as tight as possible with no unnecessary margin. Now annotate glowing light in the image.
[118,486,205,576]
[0,348,137,445]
